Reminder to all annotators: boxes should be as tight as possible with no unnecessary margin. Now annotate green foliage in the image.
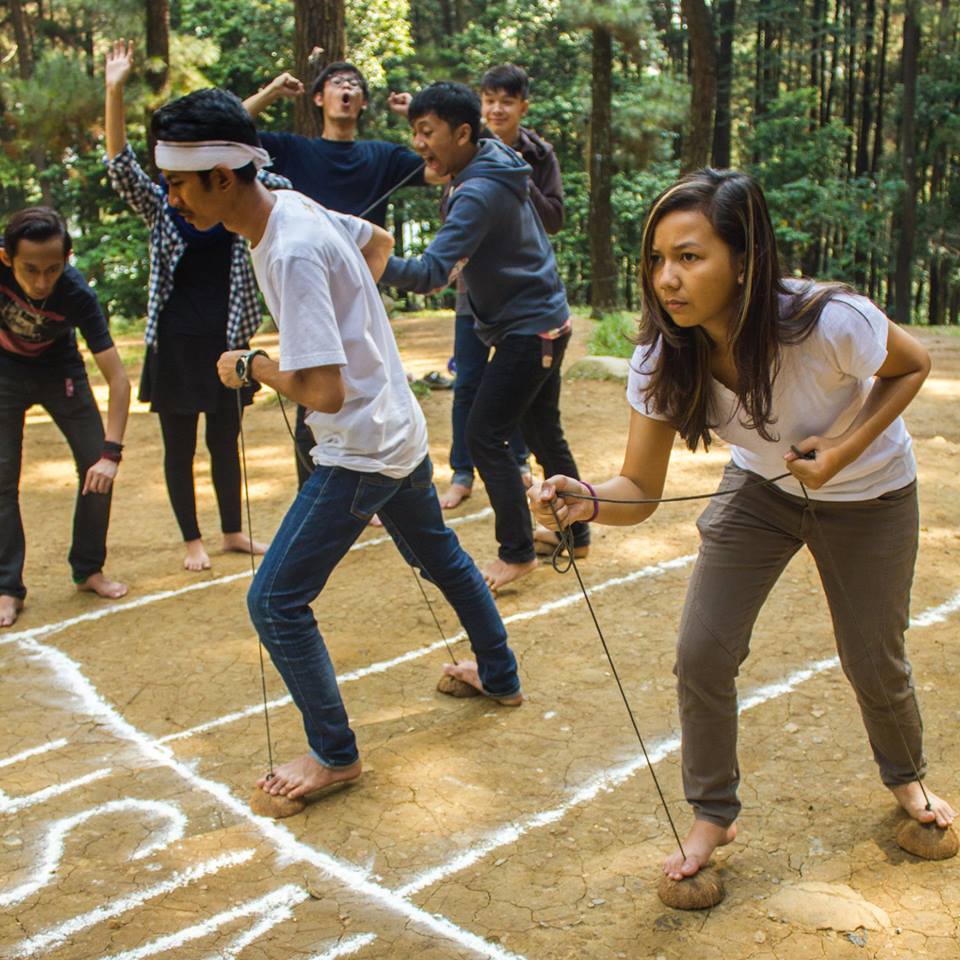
[588,310,637,358]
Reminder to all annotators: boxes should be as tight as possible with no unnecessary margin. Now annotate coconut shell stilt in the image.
[895,819,959,860]
[249,788,306,819]
[657,867,725,910]
[436,673,482,698]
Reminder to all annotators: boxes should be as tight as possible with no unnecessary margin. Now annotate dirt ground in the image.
[1,315,958,960]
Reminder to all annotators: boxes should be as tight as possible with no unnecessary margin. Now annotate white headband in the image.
[154,139,271,172]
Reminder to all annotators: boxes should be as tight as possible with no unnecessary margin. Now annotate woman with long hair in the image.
[530,168,955,881]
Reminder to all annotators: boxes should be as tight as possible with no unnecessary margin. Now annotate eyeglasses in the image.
[328,75,362,90]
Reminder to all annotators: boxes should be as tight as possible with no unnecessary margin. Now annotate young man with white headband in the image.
[152,88,523,805]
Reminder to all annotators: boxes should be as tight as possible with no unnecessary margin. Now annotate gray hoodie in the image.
[381,138,569,345]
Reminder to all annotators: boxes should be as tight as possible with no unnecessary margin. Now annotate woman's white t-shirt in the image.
[251,190,428,478]
[626,285,916,501]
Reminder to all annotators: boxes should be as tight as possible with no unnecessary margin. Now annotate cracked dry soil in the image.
[1,317,958,959]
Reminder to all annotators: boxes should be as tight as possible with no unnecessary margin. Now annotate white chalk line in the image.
[0,506,495,648]
[12,848,256,958]
[0,798,187,908]
[308,933,379,959]
[17,636,526,960]
[394,585,959,897]
[155,553,697,745]
[102,883,309,960]
[0,738,68,769]
[199,882,305,960]
[0,767,112,815]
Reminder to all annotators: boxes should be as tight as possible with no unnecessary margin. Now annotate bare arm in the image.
[217,351,345,414]
[786,320,931,489]
[83,346,131,495]
[243,72,304,118]
[530,408,677,529]
[104,39,134,160]
[360,223,395,282]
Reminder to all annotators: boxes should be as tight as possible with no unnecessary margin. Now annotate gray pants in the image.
[676,462,925,827]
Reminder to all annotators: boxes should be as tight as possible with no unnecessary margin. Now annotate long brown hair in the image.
[636,169,847,451]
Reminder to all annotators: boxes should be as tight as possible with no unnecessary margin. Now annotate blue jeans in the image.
[247,455,521,768]
[450,313,528,486]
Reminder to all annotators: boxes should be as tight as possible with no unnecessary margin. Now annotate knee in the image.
[675,612,739,702]
[247,573,280,636]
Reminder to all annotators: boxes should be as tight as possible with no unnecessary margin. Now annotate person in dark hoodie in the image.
[382,81,589,593]
[437,63,565,513]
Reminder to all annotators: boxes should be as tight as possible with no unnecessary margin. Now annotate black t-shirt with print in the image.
[0,249,113,379]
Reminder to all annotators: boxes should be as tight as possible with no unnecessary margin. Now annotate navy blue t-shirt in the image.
[0,250,112,379]
[258,133,425,226]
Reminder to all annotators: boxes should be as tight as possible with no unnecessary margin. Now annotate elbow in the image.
[313,382,345,414]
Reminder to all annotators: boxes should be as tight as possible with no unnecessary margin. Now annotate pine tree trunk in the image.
[588,26,617,312]
[145,0,170,93]
[893,0,920,324]
[712,0,735,167]
[680,0,716,173]
[294,0,346,137]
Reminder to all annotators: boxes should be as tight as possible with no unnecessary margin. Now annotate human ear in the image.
[0,249,10,267]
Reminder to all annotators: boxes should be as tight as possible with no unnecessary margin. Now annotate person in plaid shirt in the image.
[105,40,288,572]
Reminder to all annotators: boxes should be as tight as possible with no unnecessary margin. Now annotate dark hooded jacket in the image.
[514,126,564,234]
[381,138,568,345]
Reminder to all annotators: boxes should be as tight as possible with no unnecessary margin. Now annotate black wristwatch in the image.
[236,349,268,386]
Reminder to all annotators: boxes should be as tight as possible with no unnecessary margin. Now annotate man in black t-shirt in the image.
[0,208,132,627]
[243,60,443,487]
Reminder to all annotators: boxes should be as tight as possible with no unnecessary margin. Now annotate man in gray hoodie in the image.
[382,82,589,593]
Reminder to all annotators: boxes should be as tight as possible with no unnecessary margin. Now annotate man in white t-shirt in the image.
[151,89,522,810]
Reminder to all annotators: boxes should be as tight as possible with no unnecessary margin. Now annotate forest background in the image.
[0,0,957,328]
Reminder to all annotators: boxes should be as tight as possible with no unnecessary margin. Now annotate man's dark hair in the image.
[480,63,529,100]
[3,207,72,259]
[311,62,369,103]
[151,88,260,185]
[408,82,481,144]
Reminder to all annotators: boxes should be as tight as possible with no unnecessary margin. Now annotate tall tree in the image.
[680,0,716,172]
[588,24,617,311]
[894,0,920,323]
[145,0,170,92]
[294,0,345,137]
[712,0,735,168]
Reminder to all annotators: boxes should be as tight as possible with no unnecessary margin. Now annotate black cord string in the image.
[236,389,275,778]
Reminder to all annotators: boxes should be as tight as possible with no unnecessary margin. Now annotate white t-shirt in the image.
[251,190,428,478]
[626,286,916,501]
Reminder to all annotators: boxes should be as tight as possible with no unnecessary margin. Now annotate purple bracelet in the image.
[581,480,599,522]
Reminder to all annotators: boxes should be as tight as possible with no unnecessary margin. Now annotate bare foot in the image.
[482,557,538,593]
[368,513,383,528]
[255,754,362,801]
[439,482,472,509]
[222,532,267,557]
[533,525,589,559]
[76,572,128,600]
[441,660,523,706]
[663,820,737,881]
[0,595,23,628]
[184,539,212,571]
[891,782,956,829]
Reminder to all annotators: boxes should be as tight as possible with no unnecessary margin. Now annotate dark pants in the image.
[294,403,314,490]
[0,370,110,597]
[157,404,243,543]
[450,313,528,486]
[467,331,588,564]
[247,455,520,766]
[677,462,925,827]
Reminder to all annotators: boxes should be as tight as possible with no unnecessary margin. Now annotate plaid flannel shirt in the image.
[105,144,290,350]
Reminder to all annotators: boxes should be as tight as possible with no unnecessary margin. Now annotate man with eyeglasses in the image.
[244,61,443,487]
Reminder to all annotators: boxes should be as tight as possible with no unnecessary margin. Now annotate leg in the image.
[204,403,266,557]
[158,410,209,571]
[667,465,804,878]
[42,378,125,596]
[247,464,379,782]
[376,456,521,700]
[518,332,589,551]
[467,334,552,587]
[0,372,30,622]
[443,313,488,508]
[806,482,954,828]
[294,404,314,490]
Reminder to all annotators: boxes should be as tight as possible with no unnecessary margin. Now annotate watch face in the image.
[235,356,246,380]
